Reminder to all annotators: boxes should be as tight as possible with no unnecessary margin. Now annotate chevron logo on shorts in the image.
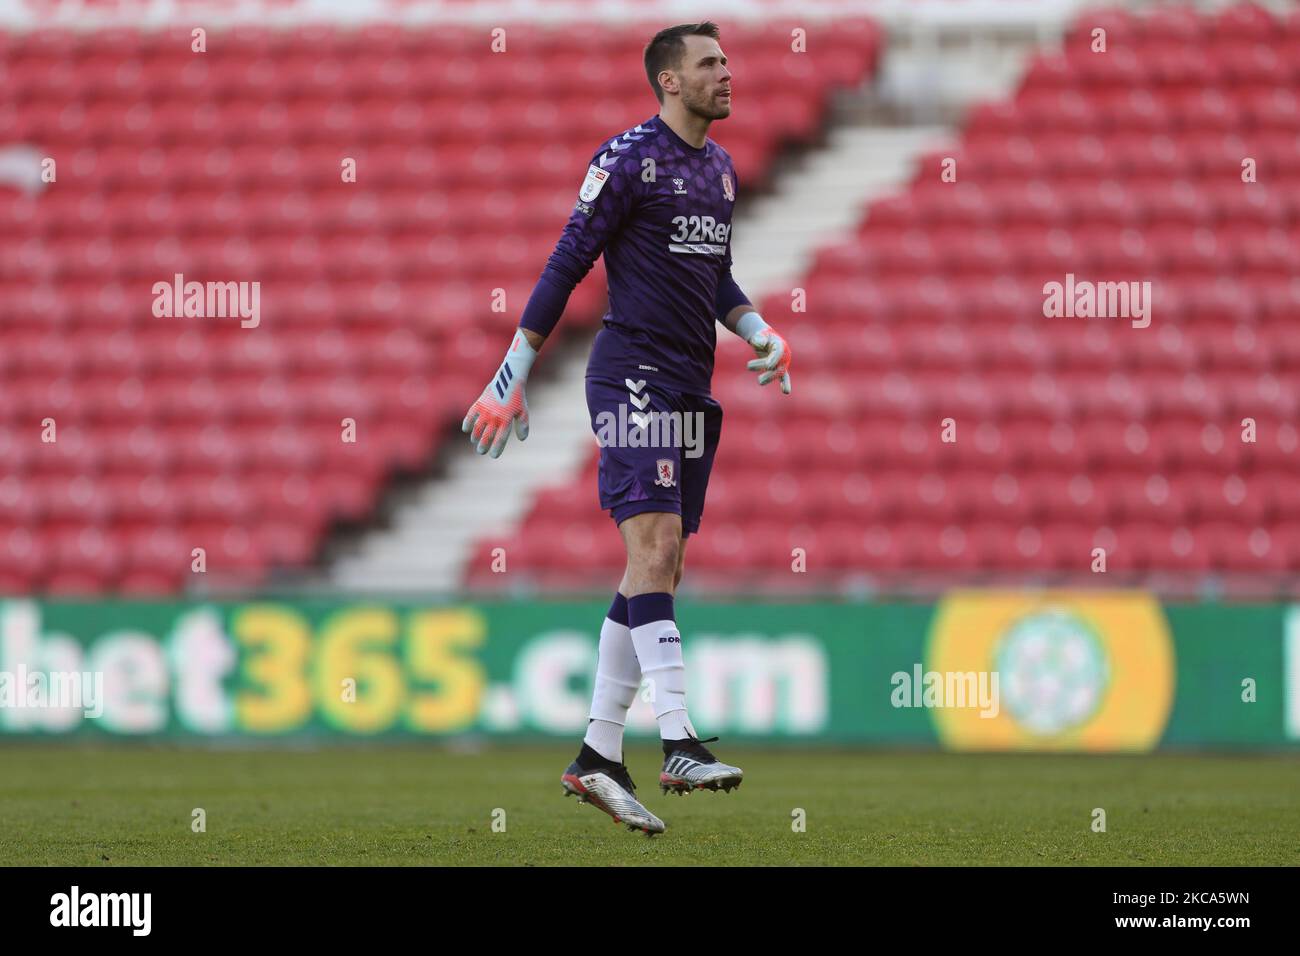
[625,379,650,429]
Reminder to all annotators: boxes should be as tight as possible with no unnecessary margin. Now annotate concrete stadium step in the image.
[730,126,952,300]
[325,346,593,592]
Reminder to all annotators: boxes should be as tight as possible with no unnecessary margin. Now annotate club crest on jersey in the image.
[580,164,609,202]
[654,459,676,487]
[673,177,688,195]
[721,173,734,201]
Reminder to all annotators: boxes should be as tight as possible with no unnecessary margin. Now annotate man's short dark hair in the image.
[644,21,721,104]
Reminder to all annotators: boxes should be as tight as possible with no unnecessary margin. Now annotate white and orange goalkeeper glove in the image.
[736,311,792,394]
[462,329,537,458]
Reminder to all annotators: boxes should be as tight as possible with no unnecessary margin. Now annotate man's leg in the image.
[644,395,741,794]
[582,592,639,763]
[560,378,679,834]
[618,512,698,741]
[581,377,685,751]
[581,524,688,763]
[562,566,664,833]
[619,512,742,794]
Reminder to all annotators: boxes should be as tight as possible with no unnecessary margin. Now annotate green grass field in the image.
[1,746,1296,866]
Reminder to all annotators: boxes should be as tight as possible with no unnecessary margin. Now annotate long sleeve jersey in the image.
[518,114,751,396]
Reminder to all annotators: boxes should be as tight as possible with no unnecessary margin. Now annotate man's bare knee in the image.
[636,537,677,583]
[619,513,682,594]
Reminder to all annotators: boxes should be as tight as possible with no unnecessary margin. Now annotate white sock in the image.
[657,709,697,742]
[584,599,640,763]
[584,719,626,763]
[628,593,698,742]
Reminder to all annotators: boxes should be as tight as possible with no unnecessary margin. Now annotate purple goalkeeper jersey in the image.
[520,114,747,397]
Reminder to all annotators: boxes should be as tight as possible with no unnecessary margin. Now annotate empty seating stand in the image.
[466,6,1300,597]
[0,20,880,593]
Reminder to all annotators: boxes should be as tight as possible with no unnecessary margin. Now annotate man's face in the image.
[666,35,732,119]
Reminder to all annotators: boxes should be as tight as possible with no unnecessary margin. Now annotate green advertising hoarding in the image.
[0,594,1295,750]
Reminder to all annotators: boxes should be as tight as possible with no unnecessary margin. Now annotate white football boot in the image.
[659,735,744,795]
[561,759,666,836]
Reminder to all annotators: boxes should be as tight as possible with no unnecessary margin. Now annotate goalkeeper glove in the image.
[462,329,537,458]
[735,311,792,394]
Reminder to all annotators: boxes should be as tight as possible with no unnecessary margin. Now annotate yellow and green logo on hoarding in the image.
[926,591,1176,752]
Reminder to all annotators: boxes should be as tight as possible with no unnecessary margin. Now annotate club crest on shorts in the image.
[721,172,734,201]
[654,459,676,487]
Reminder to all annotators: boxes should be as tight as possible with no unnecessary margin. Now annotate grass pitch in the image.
[1,746,1296,866]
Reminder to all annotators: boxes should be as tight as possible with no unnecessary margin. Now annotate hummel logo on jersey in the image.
[673,178,687,195]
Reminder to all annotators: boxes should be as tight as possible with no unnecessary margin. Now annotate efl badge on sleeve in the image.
[654,459,676,487]
[580,165,609,202]
[721,172,734,201]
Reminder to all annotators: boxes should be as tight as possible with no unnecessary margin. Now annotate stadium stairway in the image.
[324,346,593,593]
[727,126,950,298]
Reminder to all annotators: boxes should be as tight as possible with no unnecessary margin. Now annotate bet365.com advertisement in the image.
[0,595,1296,749]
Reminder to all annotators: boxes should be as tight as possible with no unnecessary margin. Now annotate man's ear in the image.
[658,70,677,96]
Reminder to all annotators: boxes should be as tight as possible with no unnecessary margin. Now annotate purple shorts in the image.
[585,375,723,537]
